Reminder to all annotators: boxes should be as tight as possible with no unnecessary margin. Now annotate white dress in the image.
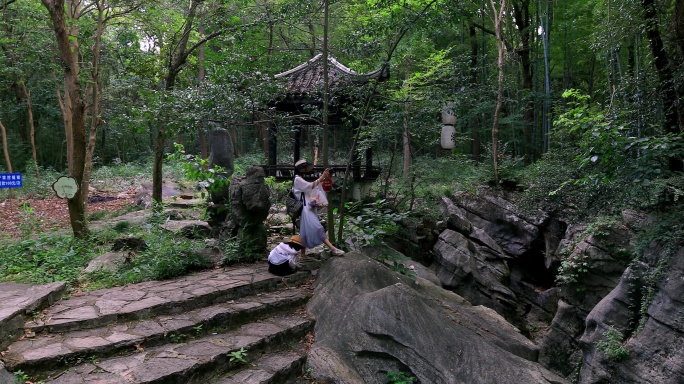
[293,175,327,248]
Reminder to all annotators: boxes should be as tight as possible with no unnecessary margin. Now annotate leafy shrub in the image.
[596,326,629,361]
[167,143,231,199]
[386,370,417,384]
[85,230,212,289]
[340,199,406,249]
[555,216,624,290]
[0,234,97,285]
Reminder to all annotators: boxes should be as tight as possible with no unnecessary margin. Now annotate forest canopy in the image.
[1,0,683,235]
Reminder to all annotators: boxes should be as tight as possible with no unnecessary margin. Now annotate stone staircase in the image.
[0,265,315,384]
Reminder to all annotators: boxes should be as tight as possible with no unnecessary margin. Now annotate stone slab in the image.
[28,266,309,333]
[40,314,313,383]
[0,282,66,350]
[5,288,312,374]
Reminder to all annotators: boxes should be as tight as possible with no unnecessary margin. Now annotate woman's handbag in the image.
[285,191,305,219]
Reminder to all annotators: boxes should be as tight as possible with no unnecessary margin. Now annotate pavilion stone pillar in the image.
[294,124,302,162]
[268,122,277,176]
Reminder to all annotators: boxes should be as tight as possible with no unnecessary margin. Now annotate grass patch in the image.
[0,226,212,291]
[82,228,212,290]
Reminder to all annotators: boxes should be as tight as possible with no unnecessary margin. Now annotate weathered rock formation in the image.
[306,252,568,384]
[208,127,235,205]
[229,166,271,254]
[434,191,566,327]
[424,189,684,383]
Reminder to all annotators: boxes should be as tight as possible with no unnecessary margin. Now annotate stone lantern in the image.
[440,101,456,149]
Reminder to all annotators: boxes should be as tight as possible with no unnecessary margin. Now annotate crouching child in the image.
[267,235,304,276]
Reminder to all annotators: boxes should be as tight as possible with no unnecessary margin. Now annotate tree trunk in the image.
[43,0,88,238]
[402,101,411,178]
[511,0,534,163]
[56,80,73,173]
[153,0,203,205]
[490,0,506,187]
[674,0,684,57]
[643,0,684,172]
[539,0,552,153]
[21,83,40,181]
[469,23,481,163]
[82,4,106,210]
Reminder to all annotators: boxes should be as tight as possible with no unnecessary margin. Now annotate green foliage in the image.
[0,234,96,285]
[193,324,203,335]
[385,370,417,384]
[265,176,292,206]
[17,202,44,237]
[13,370,29,381]
[340,199,406,249]
[555,216,624,290]
[84,229,212,289]
[229,347,248,364]
[375,155,488,216]
[629,206,684,331]
[219,236,242,266]
[596,326,629,361]
[168,333,187,343]
[553,89,684,196]
[167,143,231,199]
[0,222,211,291]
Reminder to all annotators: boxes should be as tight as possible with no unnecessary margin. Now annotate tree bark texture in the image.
[21,83,40,181]
[643,0,684,172]
[83,3,107,210]
[490,0,507,187]
[43,0,88,237]
[511,0,534,163]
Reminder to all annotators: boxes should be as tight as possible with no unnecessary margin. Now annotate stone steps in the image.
[43,312,313,383]
[1,264,315,384]
[0,282,66,350]
[4,288,312,375]
[210,349,308,384]
[27,267,309,334]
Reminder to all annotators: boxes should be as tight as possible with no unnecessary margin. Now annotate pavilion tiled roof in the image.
[274,54,388,95]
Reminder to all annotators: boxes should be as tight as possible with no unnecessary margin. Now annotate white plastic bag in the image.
[308,183,329,207]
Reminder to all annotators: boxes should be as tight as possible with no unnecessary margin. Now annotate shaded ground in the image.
[0,191,137,238]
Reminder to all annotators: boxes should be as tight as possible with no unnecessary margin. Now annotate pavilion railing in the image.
[260,164,381,183]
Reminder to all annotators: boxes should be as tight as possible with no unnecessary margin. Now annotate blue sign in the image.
[0,173,22,188]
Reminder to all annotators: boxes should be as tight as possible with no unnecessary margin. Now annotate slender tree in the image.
[490,0,506,187]
[42,0,88,237]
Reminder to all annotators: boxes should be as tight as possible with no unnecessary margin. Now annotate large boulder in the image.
[538,213,641,377]
[433,228,517,315]
[208,127,235,205]
[434,193,566,329]
[230,166,270,226]
[577,245,684,384]
[306,252,568,384]
[229,166,271,255]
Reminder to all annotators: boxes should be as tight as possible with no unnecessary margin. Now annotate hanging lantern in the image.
[440,101,456,149]
[442,101,457,125]
[441,125,456,149]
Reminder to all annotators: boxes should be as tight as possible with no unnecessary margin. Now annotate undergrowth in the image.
[0,227,211,291]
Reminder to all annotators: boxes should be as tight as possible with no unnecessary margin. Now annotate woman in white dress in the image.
[293,159,344,256]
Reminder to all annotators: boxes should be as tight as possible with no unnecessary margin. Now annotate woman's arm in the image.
[294,172,327,192]
[287,252,299,269]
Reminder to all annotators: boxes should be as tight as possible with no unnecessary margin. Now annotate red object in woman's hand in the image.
[321,177,333,191]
